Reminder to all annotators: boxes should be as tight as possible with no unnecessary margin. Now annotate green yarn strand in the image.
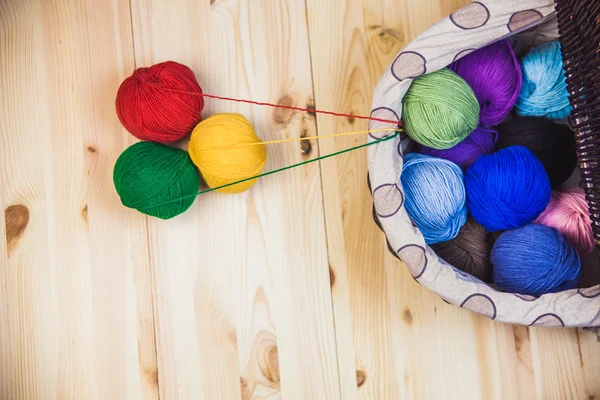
[114,142,200,220]
[402,68,479,150]
[152,131,400,208]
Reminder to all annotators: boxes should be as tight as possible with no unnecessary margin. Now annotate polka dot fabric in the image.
[368,0,600,330]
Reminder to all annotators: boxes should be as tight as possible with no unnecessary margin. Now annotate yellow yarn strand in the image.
[199,128,400,150]
[188,112,401,194]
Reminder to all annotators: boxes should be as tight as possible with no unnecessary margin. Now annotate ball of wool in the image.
[419,127,498,169]
[465,146,551,232]
[113,141,200,219]
[400,153,468,244]
[515,41,572,120]
[496,116,577,188]
[188,113,267,193]
[534,187,595,256]
[431,217,494,282]
[449,39,522,126]
[116,61,204,143]
[402,68,480,150]
[491,223,581,297]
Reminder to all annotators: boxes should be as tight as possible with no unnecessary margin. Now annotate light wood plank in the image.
[578,329,600,397]
[305,0,557,398]
[130,0,340,398]
[0,0,157,398]
[1,1,599,398]
[530,327,587,399]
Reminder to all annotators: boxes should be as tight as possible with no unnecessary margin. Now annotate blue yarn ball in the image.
[516,41,572,120]
[465,146,551,232]
[401,153,467,244]
[491,224,581,297]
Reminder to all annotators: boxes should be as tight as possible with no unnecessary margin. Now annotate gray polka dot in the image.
[578,285,600,298]
[373,184,403,218]
[369,107,400,140]
[396,244,427,278]
[514,293,538,302]
[391,51,426,81]
[450,2,490,30]
[508,9,543,32]
[530,313,565,327]
[453,48,475,63]
[460,294,497,319]
[588,308,600,326]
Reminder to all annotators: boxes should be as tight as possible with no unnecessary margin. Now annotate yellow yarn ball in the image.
[189,113,267,193]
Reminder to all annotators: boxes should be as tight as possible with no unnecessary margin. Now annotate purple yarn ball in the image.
[450,39,522,126]
[419,127,498,169]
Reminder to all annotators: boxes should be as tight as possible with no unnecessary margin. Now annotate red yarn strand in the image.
[142,82,402,126]
[198,92,402,126]
[116,61,402,145]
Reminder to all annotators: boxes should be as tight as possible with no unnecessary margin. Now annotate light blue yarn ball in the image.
[401,153,468,244]
[516,41,572,120]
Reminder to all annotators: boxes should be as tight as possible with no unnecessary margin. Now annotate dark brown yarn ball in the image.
[496,116,577,188]
[431,217,494,282]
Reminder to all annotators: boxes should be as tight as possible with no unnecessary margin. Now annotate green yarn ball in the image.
[113,142,200,220]
[402,68,480,150]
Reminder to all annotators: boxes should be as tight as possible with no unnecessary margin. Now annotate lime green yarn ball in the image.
[402,68,480,150]
[113,142,200,220]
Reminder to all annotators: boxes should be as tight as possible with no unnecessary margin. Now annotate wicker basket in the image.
[368,0,600,329]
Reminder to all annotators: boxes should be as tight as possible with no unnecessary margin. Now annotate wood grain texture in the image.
[0,0,157,399]
[130,0,339,398]
[305,0,600,399]
[0,0,599,399]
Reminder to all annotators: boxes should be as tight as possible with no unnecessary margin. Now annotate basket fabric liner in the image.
[368,0,600,328]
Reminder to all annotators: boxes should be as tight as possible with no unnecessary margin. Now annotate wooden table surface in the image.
[1,0,599,399]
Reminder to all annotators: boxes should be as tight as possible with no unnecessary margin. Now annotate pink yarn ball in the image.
[534,187,595,255]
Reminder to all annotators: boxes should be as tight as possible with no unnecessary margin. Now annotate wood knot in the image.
[305,101,316,117]
[346,114,356,124]
[81,204,88,223]
[143,367,159,389]
[403,308,413,325]
[300,129,312,156]
[356,370,366,387]
[261,345,280,385]
[273,94,296,125]
[378,28,402,41]
[5,204,29,255]
[240,376,252,400]
[329,266,336,288]
[86,145,97,153]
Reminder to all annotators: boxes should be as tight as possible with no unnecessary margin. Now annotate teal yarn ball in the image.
[113,141,200,220]
[516,41,572,120]
[402,68,480,150]
[401,153,468,244]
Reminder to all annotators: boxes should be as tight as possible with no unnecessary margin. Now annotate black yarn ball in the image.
[496,116,577,188]
[431,217,494,282]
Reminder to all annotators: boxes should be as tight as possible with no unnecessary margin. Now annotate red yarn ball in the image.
[116,61,204,143]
